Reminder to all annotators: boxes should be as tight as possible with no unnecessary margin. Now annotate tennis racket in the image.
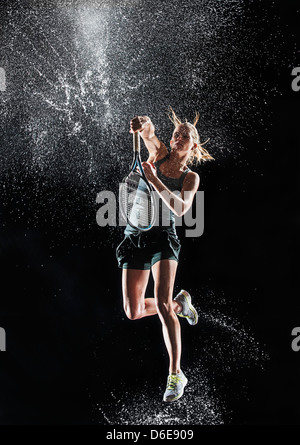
[119,132,156,231]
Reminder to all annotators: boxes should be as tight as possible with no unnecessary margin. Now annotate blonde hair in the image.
[168,106,214,165]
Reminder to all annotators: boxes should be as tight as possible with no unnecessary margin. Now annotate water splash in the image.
[93,363,225,425]
[0,0,295,235]
[90,288,267,425]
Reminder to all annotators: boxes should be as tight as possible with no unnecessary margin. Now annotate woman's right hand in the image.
[129,116,152,136]
[129,115,162,156]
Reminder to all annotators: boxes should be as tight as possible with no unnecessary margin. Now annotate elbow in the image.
[174,202,192,217]
[174,210,182,217]
[174,206,186,218]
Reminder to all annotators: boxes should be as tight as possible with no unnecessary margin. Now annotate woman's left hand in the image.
[142,161,157,184]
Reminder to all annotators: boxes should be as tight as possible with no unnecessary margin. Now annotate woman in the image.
[116,108,213,402]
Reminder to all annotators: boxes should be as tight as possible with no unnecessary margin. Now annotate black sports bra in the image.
[154,154,190,192]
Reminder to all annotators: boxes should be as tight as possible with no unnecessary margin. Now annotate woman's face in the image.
[170,124,195,153]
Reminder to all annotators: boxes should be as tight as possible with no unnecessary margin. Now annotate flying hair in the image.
[167,106,214,165]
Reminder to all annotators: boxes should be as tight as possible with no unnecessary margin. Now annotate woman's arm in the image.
[142,162,200,217]
[130,116,168,162]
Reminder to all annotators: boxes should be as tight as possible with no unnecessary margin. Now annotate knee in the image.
[124,304,142,321]
[156,300,174,320]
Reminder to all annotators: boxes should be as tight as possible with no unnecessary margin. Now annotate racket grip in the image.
[133,132,140,153]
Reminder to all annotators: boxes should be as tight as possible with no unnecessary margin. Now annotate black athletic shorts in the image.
[116,230,181,270]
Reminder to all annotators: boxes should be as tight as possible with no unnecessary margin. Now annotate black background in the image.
[0,0,299,426]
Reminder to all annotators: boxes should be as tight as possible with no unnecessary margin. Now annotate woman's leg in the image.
[122,268,155,320]
[151,259,181,374]
[122,268,182,321]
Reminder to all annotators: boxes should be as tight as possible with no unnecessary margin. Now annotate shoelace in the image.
[167,374,181,390]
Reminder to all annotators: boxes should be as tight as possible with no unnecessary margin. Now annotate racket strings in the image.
[120,175,155,230]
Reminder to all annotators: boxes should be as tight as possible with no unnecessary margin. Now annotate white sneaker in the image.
[163,371,188,402]
[174,289,198,326]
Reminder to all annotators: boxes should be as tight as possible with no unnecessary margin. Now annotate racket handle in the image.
[133,132,140,153]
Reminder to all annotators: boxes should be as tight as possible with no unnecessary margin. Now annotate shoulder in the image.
[185,170,199,182]
[182,171,200,189]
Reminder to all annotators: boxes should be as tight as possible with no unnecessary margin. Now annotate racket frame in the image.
[120,132,156,231]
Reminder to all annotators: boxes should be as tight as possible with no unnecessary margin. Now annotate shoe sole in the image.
[178,291,198,325]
